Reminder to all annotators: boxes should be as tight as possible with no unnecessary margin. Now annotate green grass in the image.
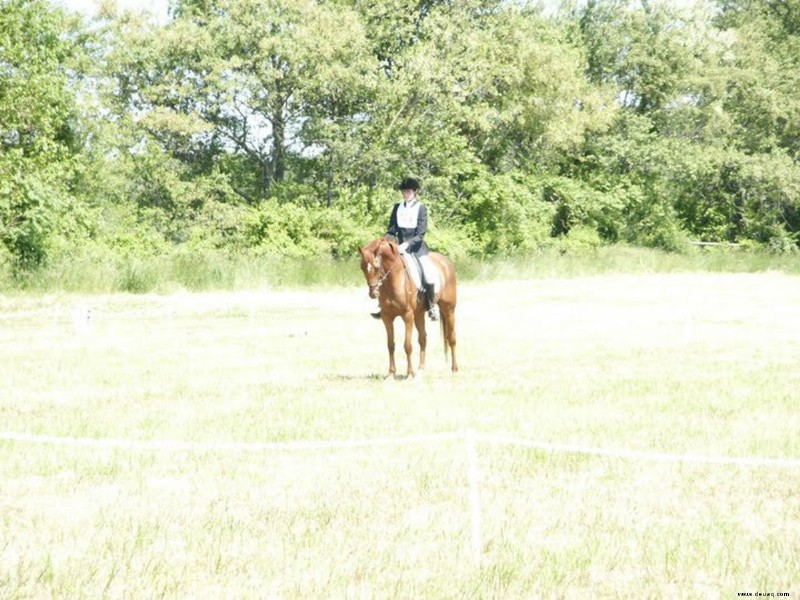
[6,244,800,294]
[1,272,799,597]
[4,251,364,294]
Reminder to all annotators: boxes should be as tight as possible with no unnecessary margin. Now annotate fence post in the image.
[466,429,482,566]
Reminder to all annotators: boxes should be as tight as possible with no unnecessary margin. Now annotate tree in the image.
[715,0,800,158]
[0,0,89,268]
[106,0,374,203]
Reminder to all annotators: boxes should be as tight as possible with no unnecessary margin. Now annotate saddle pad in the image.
[401,254,440,294]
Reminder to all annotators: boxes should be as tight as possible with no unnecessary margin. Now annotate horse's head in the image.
[359,238,398,299]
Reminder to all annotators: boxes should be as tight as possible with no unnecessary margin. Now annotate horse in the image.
[359,238,458,378]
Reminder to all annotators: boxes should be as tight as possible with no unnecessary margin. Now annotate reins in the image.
[372,255,401,293]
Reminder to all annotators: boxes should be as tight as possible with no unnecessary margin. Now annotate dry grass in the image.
[1,273,799,598]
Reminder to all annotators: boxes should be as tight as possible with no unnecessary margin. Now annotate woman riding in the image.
[371,177,439,321]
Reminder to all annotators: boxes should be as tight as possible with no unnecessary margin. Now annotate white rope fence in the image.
[3,429,798,466]
[477,432,800,469]
[2,429,799,566]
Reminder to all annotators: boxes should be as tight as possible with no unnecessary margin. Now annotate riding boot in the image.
[425,283,439,321]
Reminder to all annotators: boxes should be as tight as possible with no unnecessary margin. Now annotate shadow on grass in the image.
[321,373,386,382]
[321,372,423,382]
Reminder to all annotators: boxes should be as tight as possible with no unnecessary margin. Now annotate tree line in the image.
[2,0,800,273]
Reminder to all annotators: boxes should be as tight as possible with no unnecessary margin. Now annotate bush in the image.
[550,224,605,254]
[308,208,376,258]
[543,177,690,252]
[459,172,554,256]
[425,224,476,260]
[243,202,376,259]
[544,177,626,242]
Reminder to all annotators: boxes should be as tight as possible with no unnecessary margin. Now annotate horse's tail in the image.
[432,252,455,368]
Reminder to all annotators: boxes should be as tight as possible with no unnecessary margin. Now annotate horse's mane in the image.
[362,238,398,262]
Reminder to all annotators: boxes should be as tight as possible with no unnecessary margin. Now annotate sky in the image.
[54,0,170,23]
[54,0,702,24]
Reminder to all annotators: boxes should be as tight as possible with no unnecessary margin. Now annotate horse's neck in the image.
[383,255,412,296]
[384,255,402,282]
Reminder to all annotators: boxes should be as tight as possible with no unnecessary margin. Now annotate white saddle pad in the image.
[401,254,440,294]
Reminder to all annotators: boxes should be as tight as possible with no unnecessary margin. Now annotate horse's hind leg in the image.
[415,308,427,375]
[444,306,458,373]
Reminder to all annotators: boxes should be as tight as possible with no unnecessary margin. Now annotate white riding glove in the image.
[398,242,409,254]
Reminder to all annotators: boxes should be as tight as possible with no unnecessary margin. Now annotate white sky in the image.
[54,0,169,23]
[54,0,703,25]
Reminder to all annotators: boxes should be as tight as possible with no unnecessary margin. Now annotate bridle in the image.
[368,252,400,296]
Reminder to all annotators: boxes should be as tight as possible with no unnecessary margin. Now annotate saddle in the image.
[400,254,440,295]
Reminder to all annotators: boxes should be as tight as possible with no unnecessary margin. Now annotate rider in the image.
[371,177,440,321]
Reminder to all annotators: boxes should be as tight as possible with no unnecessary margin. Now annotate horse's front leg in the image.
[382,316,396,378]
[403,311,415,378]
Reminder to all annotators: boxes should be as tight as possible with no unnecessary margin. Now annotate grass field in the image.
[1,272,799,598]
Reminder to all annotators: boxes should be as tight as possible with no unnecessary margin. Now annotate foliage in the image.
[243,201,376,259]
[455,172,552,256]
[0,0,90,269]
[5,0,800,284]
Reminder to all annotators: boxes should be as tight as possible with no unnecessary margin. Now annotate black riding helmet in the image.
[398,177,420,191]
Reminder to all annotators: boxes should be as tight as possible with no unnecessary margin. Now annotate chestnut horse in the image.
[359,238,458,377]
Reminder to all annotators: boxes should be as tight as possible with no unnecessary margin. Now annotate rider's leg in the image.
[418,255,439,321]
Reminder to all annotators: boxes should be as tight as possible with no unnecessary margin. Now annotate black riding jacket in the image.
[385,200,429,256]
